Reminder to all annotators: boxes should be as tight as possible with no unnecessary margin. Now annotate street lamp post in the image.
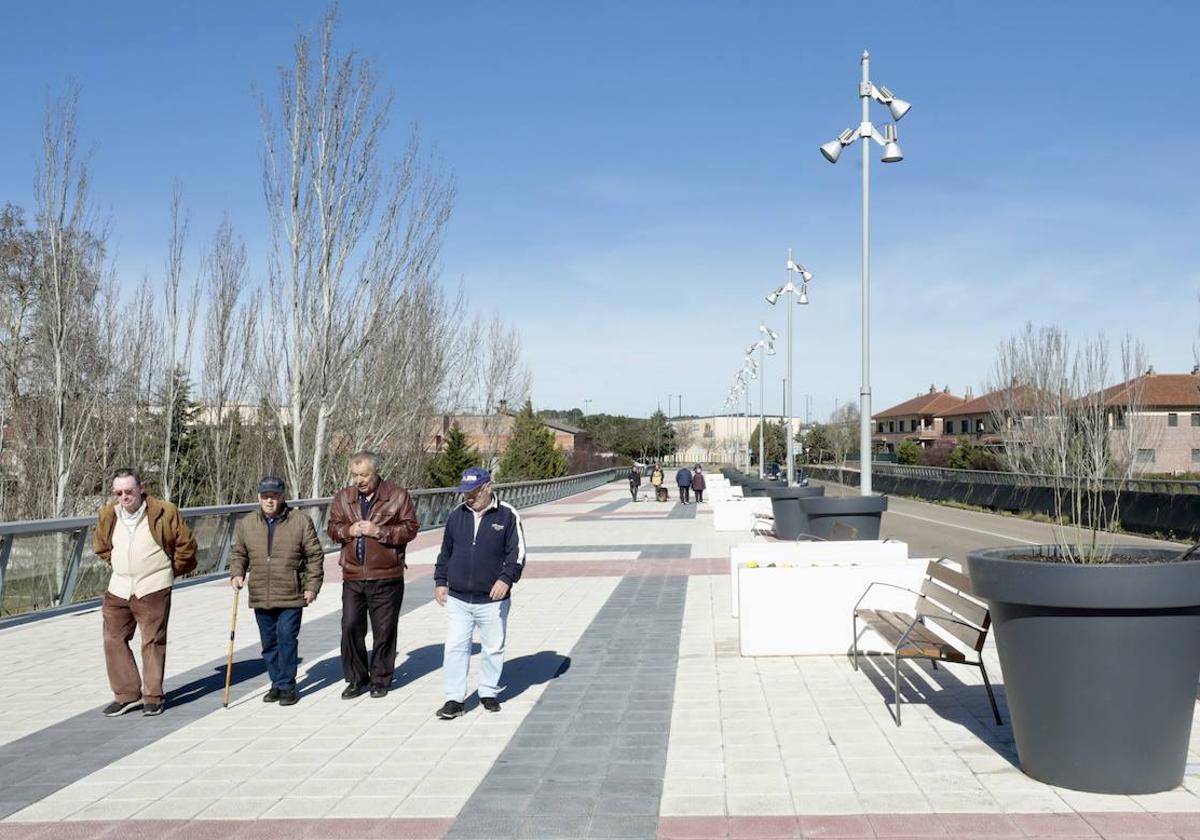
[820,50,911,497]
[768,251,813,486]
[746,324,777,479]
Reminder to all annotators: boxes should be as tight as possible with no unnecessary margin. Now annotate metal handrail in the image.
[0,467,621,619]
[813,462,1200,496]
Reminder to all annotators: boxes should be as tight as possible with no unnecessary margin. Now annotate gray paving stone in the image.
[516,815,591,839]
[587,813,659,838]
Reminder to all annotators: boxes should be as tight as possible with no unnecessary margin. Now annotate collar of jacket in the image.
[105,495,167,524]
[355,481,394,503]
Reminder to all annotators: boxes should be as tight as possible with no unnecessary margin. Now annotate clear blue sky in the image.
[2,2,1196,420]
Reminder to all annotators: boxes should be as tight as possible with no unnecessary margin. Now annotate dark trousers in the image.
[341,578,405,688]
[629,482,639,500]
[678,486,691,503]
[102,588,171,703]
[255,607,303,691]
[694,489,704,502]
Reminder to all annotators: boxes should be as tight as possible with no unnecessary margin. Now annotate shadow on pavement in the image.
[166,658,268,708]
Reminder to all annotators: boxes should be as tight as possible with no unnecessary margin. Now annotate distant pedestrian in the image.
[628,465,642,502]
[434,468,526,719]
[675,465,693,504]
[651,464,666,502]
[328,451,420,699]
[229,477,324,706]
[94,468,197,717]
[691,466,707,503]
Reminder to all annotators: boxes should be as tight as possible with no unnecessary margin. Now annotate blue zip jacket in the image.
[675,467,692,487]
[434,495,526,604]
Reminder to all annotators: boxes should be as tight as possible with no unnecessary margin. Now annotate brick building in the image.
[871,386,967,453]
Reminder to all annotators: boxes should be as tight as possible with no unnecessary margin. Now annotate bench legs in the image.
[980,661,1003,726]
[893,649,903,725]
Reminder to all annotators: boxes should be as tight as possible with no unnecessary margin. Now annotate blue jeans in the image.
[255,607,302,691]
[443,596,510,702]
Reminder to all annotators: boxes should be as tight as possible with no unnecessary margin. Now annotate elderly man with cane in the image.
[434,467,526,719]
[229,476,325,706]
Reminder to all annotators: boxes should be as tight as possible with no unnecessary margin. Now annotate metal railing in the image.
[816,462,1200,496]
[0,468,621,619]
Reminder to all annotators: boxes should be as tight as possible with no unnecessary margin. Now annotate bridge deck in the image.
[0,481,1196,839]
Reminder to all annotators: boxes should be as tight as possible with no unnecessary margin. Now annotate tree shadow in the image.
[852,653,1017,766]
[165,658,268,708]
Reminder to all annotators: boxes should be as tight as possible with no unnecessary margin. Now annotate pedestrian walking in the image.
[691,465,707,503]
[651,464,666,502]
[675,465,693,504]
[434,468,526,719]
[93,468,197,717]
[628,465,642,502]
[229,477,325,706]
[328,451,419,699]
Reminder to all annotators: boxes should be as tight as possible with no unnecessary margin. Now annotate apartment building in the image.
[871,386,967,453]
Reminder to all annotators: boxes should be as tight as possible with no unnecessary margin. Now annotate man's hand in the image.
[231,576,244,590]
[303,590,317,605]
[434,585,448,606]
[489,580,510,601]
[361,521,383,539]
[347,521,363,537]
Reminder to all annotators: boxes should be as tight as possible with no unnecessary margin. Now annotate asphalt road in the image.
[819,480,1187,562]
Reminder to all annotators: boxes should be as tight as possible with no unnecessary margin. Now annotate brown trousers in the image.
[102,587,172,703]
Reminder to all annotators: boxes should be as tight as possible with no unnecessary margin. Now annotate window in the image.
[898,420,905,432]
[1113,410,1125,430]
[877,422,884,433]
[976,419,985,434]
[889,421,895,433]
[1168,413,1178,427]
[1136,449,1156,465]
[1192,449,1200,465]
[1192,413,1200,427]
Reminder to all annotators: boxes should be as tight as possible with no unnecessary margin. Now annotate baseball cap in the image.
[455,467,492,494]
[257,476,286,494]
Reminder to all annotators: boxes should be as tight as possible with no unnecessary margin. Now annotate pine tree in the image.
[498,400,568,481]
[427,422,482,488]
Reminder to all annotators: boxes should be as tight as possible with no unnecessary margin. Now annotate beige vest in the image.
[108,513,174,599]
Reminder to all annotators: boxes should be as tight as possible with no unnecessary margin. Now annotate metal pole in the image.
[859,50,873,497]
[786,268,795,486]
[745,388,751,471]
[759,343,766,479]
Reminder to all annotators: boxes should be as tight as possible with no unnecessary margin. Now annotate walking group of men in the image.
[629,463,706,504]
[94,453,525,721]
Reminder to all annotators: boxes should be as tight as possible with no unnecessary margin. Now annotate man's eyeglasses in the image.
[113,489,140,496]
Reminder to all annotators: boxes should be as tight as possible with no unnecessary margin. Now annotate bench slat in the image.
[917,601,988,651]
[927,560,972,594]
[920,579,989,628]
[856,609,967,662]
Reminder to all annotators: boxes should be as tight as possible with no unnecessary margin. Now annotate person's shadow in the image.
[165,658,269,709]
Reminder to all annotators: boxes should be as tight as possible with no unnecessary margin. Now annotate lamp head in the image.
[881,124,903,163]
[745,344,757,356]
[877,86,911,121]
[820,128,856,164]
[798,285,809,305]
[766,288,782,305]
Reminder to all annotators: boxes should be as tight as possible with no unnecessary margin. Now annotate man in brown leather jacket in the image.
[327,451,419,698]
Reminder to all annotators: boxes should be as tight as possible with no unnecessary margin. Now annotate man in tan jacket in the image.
[230,476,325,706]
[327,451,419,699]
[93,468,197,717]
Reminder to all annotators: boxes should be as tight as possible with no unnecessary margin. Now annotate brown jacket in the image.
[327,480,419,581]
[94,495,198,577]
[229,504,325,610]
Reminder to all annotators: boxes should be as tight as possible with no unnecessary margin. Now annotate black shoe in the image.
[480,696,501,713]
[263,688,281,703]
[341,683,367,699]
[142,702,164,717]
[101,699,141,717]
[278,690,298,706]
[436,700,464,719]
[370,686,389,699]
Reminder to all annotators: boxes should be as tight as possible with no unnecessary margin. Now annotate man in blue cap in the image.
[434,467,526,719]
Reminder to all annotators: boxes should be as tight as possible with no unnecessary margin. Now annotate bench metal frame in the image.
[850,565,1002,727]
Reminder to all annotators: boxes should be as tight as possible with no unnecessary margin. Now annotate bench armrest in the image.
[853,582,923,613]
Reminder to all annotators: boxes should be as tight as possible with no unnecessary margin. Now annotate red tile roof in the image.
[941,384,1043,418]
[1096,373,1200,409]
[873,389,967,420]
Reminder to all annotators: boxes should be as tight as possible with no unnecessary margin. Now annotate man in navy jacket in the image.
[434,467,526,719]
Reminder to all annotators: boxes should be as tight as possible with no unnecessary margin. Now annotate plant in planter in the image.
[966,323,1196,794]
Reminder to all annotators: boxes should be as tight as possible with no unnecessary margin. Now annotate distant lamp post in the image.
[746,324,778,478]
[767,250,814,485]
[820,49,911,496]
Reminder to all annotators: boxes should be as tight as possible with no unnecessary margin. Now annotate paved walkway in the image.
[0,479,1198,839]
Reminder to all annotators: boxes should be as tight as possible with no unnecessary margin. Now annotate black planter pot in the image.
[764,485,826,540]
[797,494,887,541]
[965,546,1200,794]
[742,479,785,497]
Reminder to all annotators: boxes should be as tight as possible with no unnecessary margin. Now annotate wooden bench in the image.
[851,558,1002,726]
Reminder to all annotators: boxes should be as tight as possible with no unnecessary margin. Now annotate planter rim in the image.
[763,486,824,498]
[799,495,888,514]
[966,545,1200,609]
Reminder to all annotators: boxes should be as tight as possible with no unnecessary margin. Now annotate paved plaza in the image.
[1,479,1198,839]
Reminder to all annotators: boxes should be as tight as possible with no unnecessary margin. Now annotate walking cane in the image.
[223,586,240,708]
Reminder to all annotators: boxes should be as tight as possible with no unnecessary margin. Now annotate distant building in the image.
[871,386,967,453]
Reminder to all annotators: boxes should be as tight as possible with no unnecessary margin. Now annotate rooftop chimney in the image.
[497,399,508,414]
[1145,366,1155,376]
[929,383,937,393]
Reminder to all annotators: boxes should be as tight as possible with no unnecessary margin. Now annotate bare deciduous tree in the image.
[260,9,454,496]
[991,323,1148,562]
